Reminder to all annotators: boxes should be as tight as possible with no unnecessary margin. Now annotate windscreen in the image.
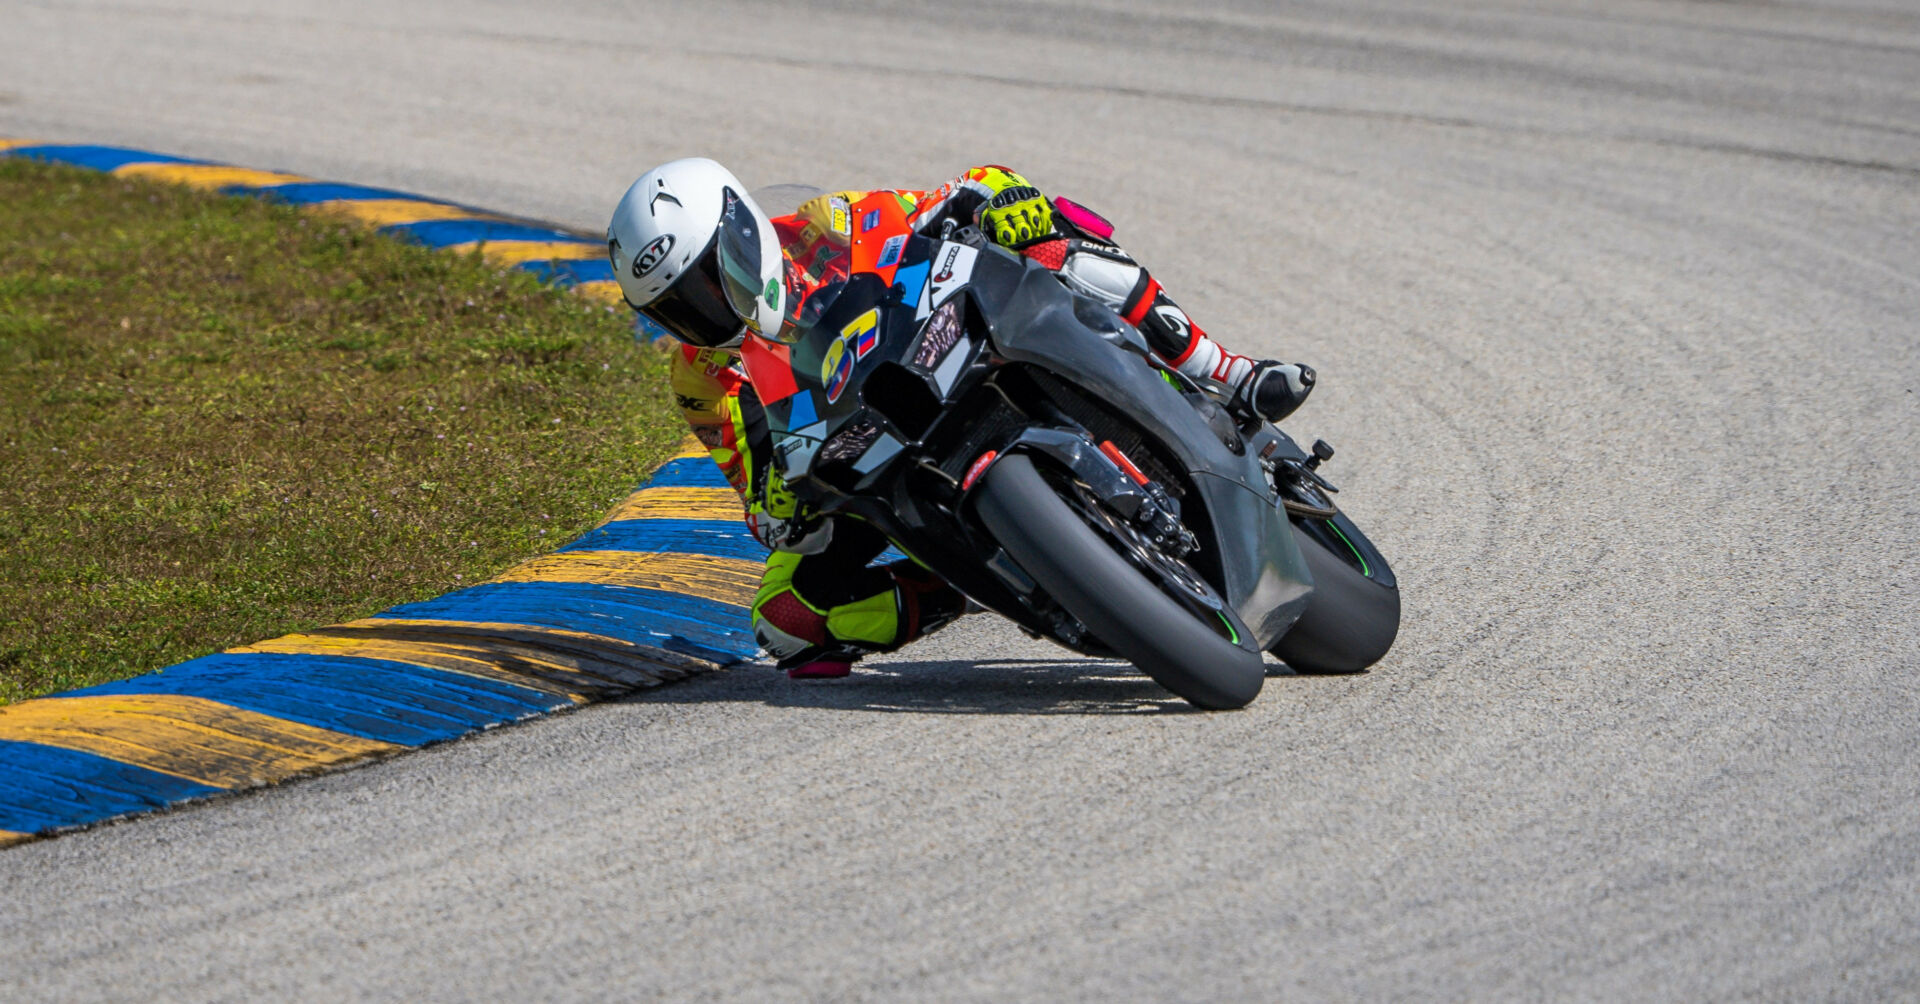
[779,225,852,340]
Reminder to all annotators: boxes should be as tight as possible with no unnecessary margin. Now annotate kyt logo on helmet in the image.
[633,234,674,277]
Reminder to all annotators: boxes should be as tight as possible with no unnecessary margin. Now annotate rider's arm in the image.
[669,344,756,498]
[903,165,1053,247]
[673,344,829,553]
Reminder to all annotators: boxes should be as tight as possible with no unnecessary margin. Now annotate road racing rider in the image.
[608,159,1316,679]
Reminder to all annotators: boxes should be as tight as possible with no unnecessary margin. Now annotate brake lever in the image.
[940,221,992,250]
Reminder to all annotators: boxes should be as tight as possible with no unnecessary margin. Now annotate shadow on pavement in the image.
[635,656,1301,716]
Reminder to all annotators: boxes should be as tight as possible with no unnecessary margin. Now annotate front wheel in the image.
[974,454,1266,710]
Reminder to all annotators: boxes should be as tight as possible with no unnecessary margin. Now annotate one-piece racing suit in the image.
[668,166,1270,671]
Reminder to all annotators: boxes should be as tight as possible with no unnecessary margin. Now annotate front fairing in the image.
[746,239,939,479]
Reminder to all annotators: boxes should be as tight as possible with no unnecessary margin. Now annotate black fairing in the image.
[962,248,1312,645]
[764,238,1312,649]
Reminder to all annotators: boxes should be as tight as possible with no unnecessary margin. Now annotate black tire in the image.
[1270,516,1401,674]
[974,454,1266,710]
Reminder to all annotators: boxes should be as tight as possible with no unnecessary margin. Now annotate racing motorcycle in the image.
[739,190,1399,710]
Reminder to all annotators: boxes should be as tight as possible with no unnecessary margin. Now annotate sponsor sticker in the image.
[819,335,846,387]
[962,450,998,490]
[820,318,867,404]
[633,233,675,277]
[786,390,818,430]
[825,347,855,403]
[776,420,827,479]
[892,260,930,310]
[876,233,906,269]
[917,242,979,320]
[932,244,962,283]
[860,208,881,233]
[842,308,882,360]
[829,196,851,236]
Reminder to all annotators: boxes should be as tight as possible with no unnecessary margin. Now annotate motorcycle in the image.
[737,191,1399,709]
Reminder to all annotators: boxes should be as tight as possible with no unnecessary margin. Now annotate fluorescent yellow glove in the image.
[747,470,832,554]
[981,183,1055,249]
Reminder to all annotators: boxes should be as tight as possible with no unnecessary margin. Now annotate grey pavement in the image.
[3,0,1918,998]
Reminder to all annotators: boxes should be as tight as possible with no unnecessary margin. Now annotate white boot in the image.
[1053,240,1314,421]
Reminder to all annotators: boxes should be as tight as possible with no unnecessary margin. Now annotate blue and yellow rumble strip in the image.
[0,142,755,848]
[0,139,631,310]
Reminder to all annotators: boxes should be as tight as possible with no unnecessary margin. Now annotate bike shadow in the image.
[637,656,1300,716]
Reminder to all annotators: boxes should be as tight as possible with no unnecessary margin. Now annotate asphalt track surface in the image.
[4,0,1919,998]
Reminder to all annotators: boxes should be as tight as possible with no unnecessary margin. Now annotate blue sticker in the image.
[787,391,818,430]
[893,260,930,309]
[876,234,906,269]
[860,209,881,233]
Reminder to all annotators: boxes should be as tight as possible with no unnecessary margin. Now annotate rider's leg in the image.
[1026,236,1315,423]
[751,520,968,678]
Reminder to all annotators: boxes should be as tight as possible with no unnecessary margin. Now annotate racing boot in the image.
[1233,360,1316,424]
[786,647,859,679]
[1163,326,1317,424]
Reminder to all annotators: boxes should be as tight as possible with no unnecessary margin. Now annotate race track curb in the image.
[0,142,761,848]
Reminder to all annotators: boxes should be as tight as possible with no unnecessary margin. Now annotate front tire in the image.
[974,454,1266,710]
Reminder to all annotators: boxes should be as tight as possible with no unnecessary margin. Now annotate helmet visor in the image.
[715,186,777,335]
[637,233,744,348]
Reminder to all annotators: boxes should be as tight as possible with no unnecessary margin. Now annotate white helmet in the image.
[607,157,783,349]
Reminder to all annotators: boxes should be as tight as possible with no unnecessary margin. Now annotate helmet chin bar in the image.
[639,234,748,348]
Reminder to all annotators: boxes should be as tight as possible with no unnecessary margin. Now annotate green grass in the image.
[0,158,684,704]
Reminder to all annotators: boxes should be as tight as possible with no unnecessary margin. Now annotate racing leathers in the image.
[670,166,1305,676]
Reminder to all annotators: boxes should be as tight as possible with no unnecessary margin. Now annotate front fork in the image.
[959,426,1193,554]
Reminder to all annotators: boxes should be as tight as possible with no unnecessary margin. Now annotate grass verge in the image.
[0,158,682,704]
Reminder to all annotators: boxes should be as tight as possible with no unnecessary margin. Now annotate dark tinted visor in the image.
[637,233,744,348]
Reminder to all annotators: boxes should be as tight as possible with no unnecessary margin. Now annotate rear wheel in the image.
[1270,513,1400,674]
[974,454,1266,710]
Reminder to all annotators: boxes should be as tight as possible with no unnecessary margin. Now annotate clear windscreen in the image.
[780,235,853,341]
[748,183,826,216]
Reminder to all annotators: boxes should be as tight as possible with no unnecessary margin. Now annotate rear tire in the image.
[1270,517,1401,674]
[975,454,1266,710]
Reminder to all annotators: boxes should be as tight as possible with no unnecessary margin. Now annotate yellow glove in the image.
[980,182,1055,249]
[747,470,833,554]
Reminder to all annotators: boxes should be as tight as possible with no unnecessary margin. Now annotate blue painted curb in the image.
[0,139,653,317]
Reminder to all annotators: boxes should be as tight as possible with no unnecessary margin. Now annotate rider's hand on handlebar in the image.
[747,507,835,555]
[749,475,835,554]
[981,185,1057,249]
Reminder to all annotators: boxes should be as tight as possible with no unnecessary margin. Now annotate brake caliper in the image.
[1134,480,1197,557]
[1096,439,1196,557]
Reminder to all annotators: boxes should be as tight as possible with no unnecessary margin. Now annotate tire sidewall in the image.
[975,454,1266,709]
